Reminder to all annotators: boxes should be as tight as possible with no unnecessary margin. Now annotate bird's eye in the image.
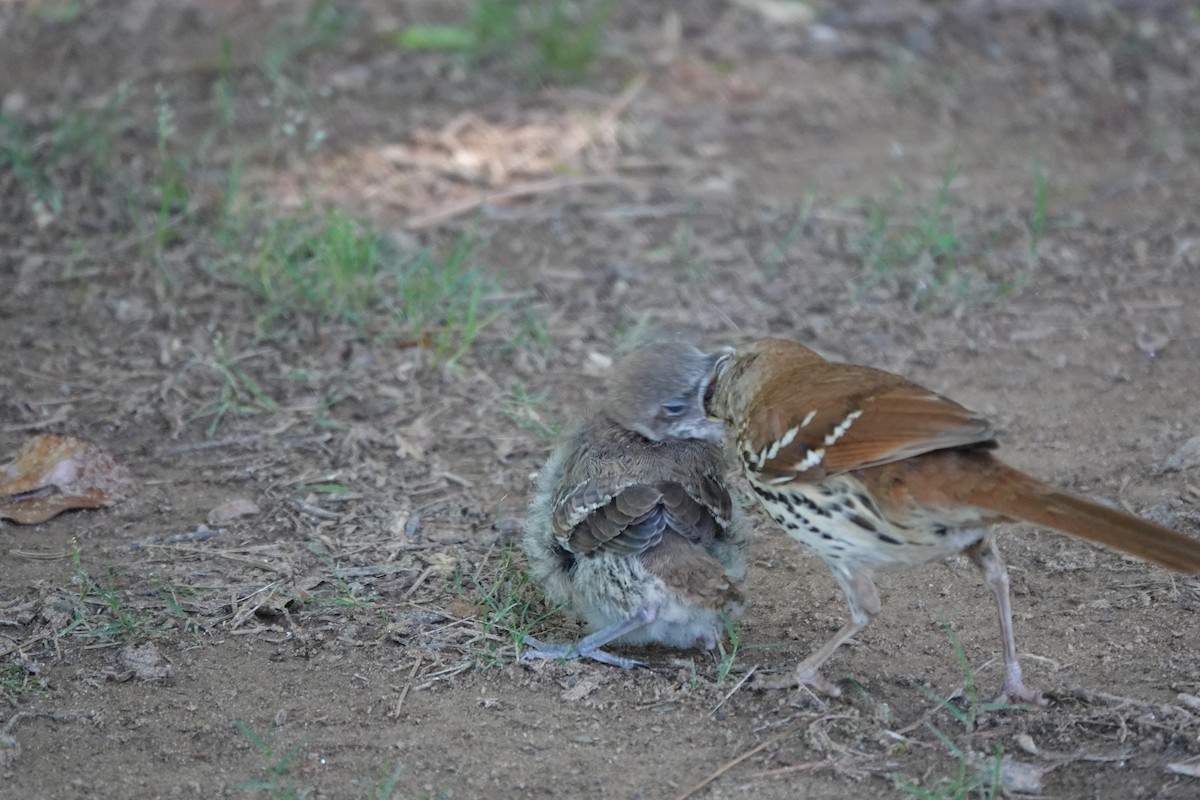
[661,400,688,417]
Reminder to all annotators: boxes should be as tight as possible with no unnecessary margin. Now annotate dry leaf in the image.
[1167,756,1200,778]
[0,733,19,769]
[0,434,136,524]
[121,643,168,682]
[447,597,485,619]
[730,0,814,26]
[1163,434,1200,473]
[999,757,1043,795]
[207,498,261,525]
[560,676,602,702]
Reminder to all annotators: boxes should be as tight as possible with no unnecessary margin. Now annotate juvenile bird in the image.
[522,342,748,668]
[705,337,1200,701]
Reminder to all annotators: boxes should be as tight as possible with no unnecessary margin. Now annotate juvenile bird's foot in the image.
[521,636,646,670]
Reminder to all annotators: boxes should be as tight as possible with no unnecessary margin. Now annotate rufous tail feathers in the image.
[977,468,1200,575]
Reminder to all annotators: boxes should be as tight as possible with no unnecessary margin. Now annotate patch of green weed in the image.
[715,612,741,684]
[248,208,382,328]
[0,93,123,215]
[398,0,616,81]
[233,720,308,798]
[262,0,351,85]
[152,83,193,264]
[242,211,505,364]
[460,546,555,666]
[0,661,49,701]
[193,332,280,437]
[501,385,560,440]
[848,162,1048,309]
[382,234,506,366]
[31,2,82,22]
[895,617,1024,799]
[66,541,154,643]
[366,761,407,800]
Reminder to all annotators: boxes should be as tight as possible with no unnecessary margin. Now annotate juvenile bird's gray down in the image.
[522,342,748,668]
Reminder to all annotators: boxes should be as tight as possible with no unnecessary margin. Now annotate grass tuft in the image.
[501,385,561,441]
[241,211,505,365]
[248,208,382,328]
[0,93,123,216]
[66,541,154,643]
[233,720,309,798]
[715,612,741,684]
[0,661,50,702]
[193,333,281,438]
[459,546,555,666]
[895,616,1024,799]
[847,162,1050,309]
[397,0,616,81]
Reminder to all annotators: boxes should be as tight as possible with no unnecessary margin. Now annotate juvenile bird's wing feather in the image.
[553,480,666,556]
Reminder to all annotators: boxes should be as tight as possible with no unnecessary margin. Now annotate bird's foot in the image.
[988,660,1048,707]
[751,665,842,697]
[520,636,645,670]
[991,678,1048,708]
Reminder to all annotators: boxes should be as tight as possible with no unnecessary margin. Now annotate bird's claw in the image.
[520,636,646,670]
[991,681,1048,708]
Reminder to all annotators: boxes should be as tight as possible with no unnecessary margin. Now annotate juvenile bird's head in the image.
[603,342,732,443]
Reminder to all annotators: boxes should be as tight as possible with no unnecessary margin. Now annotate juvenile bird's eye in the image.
[661,400,688,417]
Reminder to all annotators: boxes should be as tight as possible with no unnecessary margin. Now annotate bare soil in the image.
[2,2,1200,798]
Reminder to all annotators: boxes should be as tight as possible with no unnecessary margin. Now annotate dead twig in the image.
[285,497,342,521]
[710,666,757,716]
[390,653,424,718]
[159,435,264,456]
[403,565,439,599]
[412,661,472,690]
[826,0,1187,31]
[128,526,226,551]
[406,176,621,229]
[673,725,797,800]
[742,760,831,780]
[0,631,53,660]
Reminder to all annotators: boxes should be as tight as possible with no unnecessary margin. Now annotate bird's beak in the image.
[700,348,734,418]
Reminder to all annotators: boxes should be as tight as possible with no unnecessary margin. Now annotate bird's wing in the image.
[554,472,734,556]
[741,362,996,483]
[553,480,668,556]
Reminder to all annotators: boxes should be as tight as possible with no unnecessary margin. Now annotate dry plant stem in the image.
[710,666,757,716]
[391,653,424,718]
[406,75,645,229]
[674,725,798,800]
[406,176,623,229]
[833,0,1186,29]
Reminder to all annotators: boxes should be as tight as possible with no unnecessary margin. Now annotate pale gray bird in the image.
[521,342,748,668]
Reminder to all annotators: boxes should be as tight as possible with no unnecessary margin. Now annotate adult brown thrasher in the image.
[705,337,1200,701]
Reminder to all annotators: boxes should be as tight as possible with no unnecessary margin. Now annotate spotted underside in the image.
[746,471,989,571]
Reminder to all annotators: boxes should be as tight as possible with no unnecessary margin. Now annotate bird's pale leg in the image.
[522,605,656,669]
[755,565,880,695]
[967,539,1047,706]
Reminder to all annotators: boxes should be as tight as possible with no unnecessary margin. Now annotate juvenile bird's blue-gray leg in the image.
[522,605,656,669]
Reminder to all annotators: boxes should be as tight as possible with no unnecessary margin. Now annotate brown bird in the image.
[521,342,748,668]
[705,337,1200,701]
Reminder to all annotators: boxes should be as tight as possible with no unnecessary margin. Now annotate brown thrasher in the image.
[705,337,1200,701]
[522,342,748,668]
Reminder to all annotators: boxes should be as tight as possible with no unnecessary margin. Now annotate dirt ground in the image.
[2,1,1200,798]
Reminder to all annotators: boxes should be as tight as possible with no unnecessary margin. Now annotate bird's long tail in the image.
[978,466,1200,575]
